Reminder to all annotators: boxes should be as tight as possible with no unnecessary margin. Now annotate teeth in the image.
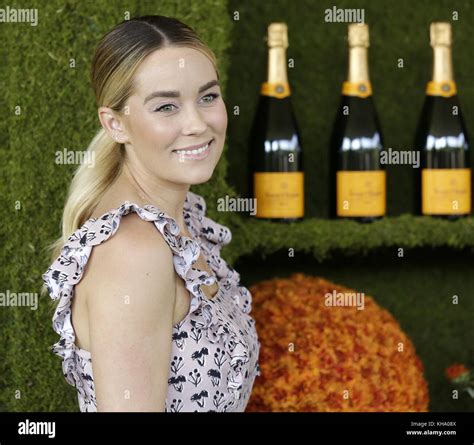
[175,142,210,156]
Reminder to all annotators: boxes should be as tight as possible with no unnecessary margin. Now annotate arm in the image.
[85,213,176,412]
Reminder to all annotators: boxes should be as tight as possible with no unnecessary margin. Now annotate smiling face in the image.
[116,46,227,186]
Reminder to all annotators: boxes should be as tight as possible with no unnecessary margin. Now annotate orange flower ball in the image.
[246,273,429,412]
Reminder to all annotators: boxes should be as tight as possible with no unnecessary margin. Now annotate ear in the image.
[98,107,129,144]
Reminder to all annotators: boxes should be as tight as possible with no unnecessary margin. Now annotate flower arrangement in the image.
[246,273,429,412]
[445,364,474,399]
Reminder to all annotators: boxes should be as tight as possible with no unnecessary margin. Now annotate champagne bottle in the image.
[330,24,386,222]
[415,22,471,219]
[250,22,304,221]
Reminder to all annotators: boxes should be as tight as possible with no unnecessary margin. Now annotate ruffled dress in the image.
[42,191,261,412]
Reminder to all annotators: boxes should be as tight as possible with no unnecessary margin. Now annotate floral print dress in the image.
[42,191,261,412]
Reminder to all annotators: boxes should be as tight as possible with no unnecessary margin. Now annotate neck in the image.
[347,46,369,83]
[267,46,288,84]
[119,162,190,230]
[432,45,453,82]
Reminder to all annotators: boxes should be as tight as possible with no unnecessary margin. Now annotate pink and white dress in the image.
[42,191,261,412]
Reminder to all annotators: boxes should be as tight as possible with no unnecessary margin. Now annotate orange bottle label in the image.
[422,168,471,215]
[254,172,304,218]
[337,171,386,217]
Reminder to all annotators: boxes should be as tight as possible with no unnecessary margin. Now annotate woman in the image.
[42,15,260,412]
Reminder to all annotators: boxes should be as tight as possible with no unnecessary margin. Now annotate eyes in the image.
[153,93,220,114]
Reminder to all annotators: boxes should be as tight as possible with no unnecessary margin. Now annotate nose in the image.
[181,104,207,136]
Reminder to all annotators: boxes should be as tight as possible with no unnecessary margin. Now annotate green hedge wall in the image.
[1,0,473,412]
[225,214,474,264]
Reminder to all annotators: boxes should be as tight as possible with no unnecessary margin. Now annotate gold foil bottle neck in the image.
[430,22,451,47]
[428,22,454,86]
[267,22,288,48]
[348,23,369,48]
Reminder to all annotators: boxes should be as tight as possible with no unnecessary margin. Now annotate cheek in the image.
[208,102,228,135]
[136,115,179,148]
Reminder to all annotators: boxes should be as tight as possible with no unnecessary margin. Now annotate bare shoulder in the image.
[84,212,175,297]
[85,212,176,411]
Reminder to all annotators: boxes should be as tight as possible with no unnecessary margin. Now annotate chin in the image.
[184,168,216,185]
[179,155,221,185]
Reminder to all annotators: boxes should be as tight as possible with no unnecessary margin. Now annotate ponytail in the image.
[41,129,123,297]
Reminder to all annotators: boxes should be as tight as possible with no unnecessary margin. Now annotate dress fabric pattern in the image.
[42,191,261,412]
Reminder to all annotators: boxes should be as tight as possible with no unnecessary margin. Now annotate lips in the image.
[172,138,214,160]
[172,138,214,153]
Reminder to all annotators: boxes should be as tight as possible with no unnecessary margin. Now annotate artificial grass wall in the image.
[224,214,474,264]
[0,4,9,412]
[0,0,233,412]
[0,0,472,413]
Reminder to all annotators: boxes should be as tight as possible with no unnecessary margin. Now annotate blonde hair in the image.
[42,15,219,297]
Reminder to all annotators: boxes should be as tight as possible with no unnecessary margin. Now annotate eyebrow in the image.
[143,80,220,104]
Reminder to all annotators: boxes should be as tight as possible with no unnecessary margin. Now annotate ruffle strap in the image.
[183,193,254,316]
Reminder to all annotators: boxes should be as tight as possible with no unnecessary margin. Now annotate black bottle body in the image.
[414,94,471,219]
[330,94,386,222]
[250,94,304,222]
